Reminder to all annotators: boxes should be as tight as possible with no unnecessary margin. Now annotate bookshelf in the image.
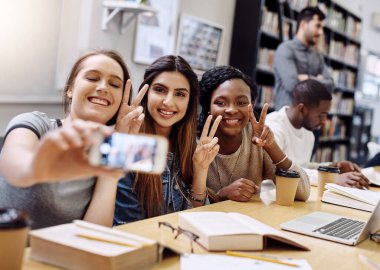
[349,106,374,165]
[229,0,362,162]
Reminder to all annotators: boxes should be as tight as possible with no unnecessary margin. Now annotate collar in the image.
[292,37,309,51]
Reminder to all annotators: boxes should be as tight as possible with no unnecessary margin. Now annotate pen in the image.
[226,251,299,268]
[76,233,140,248]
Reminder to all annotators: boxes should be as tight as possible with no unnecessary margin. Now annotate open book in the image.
[178,212,309,251]
[361,167,380,186]
[322,183,380,212]
[30,220,158,270]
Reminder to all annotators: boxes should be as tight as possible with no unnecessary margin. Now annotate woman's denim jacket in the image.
[114,152,191,225]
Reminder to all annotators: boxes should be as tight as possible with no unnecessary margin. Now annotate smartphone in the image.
[89,132,168,174]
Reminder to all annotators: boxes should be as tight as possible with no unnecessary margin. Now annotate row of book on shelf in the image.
[320,115,346,140]
[312,144,347,162]
[322,4,362,40]
[261,6,279,38]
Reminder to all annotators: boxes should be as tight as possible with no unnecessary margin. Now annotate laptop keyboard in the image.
[313,218,365,240]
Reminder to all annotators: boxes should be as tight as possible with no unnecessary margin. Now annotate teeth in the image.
[89,97,109,106]
[159,110,174,115]
[225,119,239,124]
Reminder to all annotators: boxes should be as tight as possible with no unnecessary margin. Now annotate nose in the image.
[225,104,238,114]
[96,80,108,92]
[162,92,174,106]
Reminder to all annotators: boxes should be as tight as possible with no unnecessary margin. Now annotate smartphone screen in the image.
[89,132,168,174]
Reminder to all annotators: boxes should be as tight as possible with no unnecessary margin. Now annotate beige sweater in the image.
[207,125,310,202]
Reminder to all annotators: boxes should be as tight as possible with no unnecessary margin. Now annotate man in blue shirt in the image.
[273,6,334,110]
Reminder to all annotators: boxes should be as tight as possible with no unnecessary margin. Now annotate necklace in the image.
[214,144,243,190]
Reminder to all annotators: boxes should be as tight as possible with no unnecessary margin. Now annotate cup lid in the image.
[317,166,340,173]
[275,169,300,178]
[0,208,29,229]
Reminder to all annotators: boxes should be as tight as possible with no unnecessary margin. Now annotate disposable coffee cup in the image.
[275,169,300,206]
[317,166,340,198]
[0,208,30,270]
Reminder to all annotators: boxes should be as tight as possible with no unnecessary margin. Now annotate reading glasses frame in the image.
[370,233,380,244]
[158,221,200,253]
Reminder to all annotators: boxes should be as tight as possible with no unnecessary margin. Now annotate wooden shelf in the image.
[102,0,156,33]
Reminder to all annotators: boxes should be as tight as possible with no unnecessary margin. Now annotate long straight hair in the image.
[135,55,199,217]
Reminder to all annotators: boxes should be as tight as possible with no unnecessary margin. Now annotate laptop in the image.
[280,199,380,245]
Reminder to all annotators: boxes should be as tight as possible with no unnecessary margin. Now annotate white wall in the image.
[0,0,236,135]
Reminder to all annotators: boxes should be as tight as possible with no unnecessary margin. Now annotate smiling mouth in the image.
[223,119,241,126]
[158,109,176,118]
[88,97,110,106]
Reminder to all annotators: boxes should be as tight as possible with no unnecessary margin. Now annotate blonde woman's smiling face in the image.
[68,54,124,124]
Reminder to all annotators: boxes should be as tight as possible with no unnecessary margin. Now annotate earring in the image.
[67,91,72,98]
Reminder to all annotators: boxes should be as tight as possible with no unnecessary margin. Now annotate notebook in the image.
[280,199,380,245]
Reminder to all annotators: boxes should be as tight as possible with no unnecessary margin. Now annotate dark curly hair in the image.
[198,65,258,133]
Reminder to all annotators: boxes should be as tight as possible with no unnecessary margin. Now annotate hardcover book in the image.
[178,212,309,251]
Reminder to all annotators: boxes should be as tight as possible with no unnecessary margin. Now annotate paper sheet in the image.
[181,254,313,270]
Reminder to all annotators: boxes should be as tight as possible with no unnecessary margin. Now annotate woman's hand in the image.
[217,178,260,202]
[31,120,120,183]
[193,115,222,170]
[248,103,275,148]
[115,79,149,134]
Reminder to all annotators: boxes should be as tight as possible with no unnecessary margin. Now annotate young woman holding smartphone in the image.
[0,50,146,228]
[114,55,221,224]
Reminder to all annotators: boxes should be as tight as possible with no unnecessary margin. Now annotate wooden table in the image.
[23,186,380,270]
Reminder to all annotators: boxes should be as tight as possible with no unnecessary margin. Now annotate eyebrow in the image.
[152,82,190,93]
[214,95,250,99]
[85,69,123,82]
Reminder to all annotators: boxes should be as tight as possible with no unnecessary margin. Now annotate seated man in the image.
[266,79,369,189]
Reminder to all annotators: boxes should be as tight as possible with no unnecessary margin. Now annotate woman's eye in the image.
[175,91,187,97]
[110,81,122,88]
[238,101,249,106]
[214,100,225,106]
[153,87,165,93]
[86,76,98,82]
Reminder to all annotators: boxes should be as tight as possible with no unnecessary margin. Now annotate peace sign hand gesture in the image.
[115,79,149,134]
[193,115,222,170]
[249,103,275,148]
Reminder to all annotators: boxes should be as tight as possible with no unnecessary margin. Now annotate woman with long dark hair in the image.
[114,55,220,223]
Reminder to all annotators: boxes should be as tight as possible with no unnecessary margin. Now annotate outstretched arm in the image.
[0,120,113,187]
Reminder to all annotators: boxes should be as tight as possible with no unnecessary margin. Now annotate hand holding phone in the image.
[89,132,168,174]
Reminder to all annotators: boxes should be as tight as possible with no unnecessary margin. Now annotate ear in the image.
[67,90,72,98]
[297,103,307,114]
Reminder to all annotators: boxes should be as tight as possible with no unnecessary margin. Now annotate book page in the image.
[325,184,380,205]
[181,254,313,270]
[179,212,257,236]
[361,167,380,186]
[229,213,292,239]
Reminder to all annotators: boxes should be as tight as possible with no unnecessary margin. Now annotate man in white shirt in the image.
[266,79,369,189]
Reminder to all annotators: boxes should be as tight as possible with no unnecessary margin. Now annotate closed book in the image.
[30,221,158,270]
[322,183,380,212]
[178,212,309,251]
